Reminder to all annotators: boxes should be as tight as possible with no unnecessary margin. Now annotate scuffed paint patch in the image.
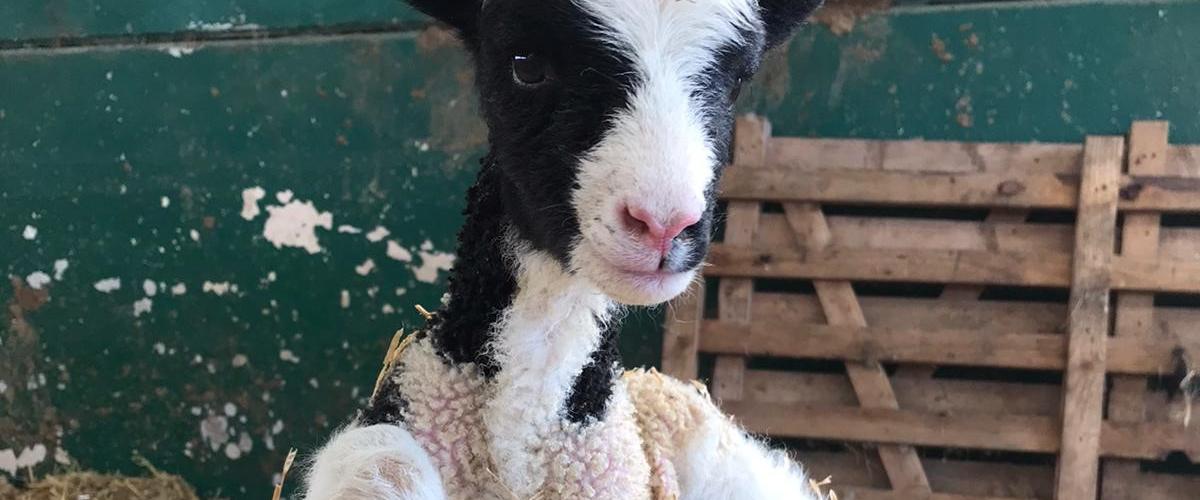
[200,415,230,452]
[262,198,333,254]
[355,259,376,276]
[171,283,187,296]
[337,225,362,234]
[187,19,263,32]
[413,241,456,283]
[26,272,51,290]
[21,225,37,240]
[365,226,390,243]
[0,449,16,476]
[386,240,413,262]
[0,381,6,394]
[190,229,201,242]
[231,354,248,368]
[52,259,68,281]
[94,278,121,293]
[133,298,153,317]
[143,279,158,297]
[275,190,294,204]
[240,186,266,221]
[340,290,351,309]
[15,445,47,470]
[161,196,171,208]
[202,281,234,296]
[279,350,300,363]
[53,448,70,466]
[162,45,198,58]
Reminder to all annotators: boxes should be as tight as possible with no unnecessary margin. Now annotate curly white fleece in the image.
[305,339,823,500]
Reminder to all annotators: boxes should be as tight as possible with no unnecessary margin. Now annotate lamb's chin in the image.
[573,246,695,306]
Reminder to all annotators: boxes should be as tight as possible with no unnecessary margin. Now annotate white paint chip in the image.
[365,226,390,243]
[240,186,266,221]
[231,354,248,368]
[190,229,201,242]
[386,241,413,262]
[413,250,456,284]
[22,225,37,240]
[0,449,15,476]
[354,259,376,276]
[161,196,171,208]
[171,283,187,296]
[94,278,121,293]
[153,342,166,355]
[162,45,197,58]
[262,199,333,254]
[340,290,351,309]
[53,448,70,465]
[224,402,238,417]
[53,259,69,280]
[337,225,362,234]
[133,298,153,317]
[275,190,294,204]
[26,272,51,290]
[224,442,242,460]
[143,279,158,297]
[202,281,233,296]
[279,349,300,363]
[15,444,47,470]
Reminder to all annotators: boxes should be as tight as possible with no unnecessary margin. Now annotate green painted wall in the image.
[2,0,1198,497]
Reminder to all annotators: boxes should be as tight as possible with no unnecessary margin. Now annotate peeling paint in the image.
[354,259,376,276]
[162,45,198,58]
[133,298,153,317]
[279,350,300,363]
[21,225,37,240]
[190,229,201,242]
[413,249,456,284]
[0,449,16,475]
[365,226,390,243]
[52,259,68,281]
[337,225,362,234]
[26,272,51,290]
[262,198,333,254]
[143,279,158,297]
[200,415,230,451]
[171,283,187,296]
[231,354,248,367]
[93,278,121,293]
[340,290,351,309]
[15,444,46,470]
[240,186,266,221]
[386,240,413,262]
[202,281,234,296]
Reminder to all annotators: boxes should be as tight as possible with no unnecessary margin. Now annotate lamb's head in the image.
[410,0,821,305]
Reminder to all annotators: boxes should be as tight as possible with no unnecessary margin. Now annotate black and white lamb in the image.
[305,0,827,498]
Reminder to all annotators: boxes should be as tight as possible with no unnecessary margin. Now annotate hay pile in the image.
[0,471,198,500]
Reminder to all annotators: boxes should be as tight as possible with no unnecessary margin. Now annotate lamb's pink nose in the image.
[622,204,701,254]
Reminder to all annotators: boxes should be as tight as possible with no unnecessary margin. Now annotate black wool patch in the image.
[358,368,409,426]
[430,157,518,377]
[564,317,623,424]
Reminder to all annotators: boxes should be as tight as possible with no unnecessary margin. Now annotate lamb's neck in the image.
[432,157,623,422]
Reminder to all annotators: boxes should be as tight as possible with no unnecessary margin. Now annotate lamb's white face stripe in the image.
[570,0,762,305]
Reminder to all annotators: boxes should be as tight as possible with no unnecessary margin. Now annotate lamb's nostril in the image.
[623,204,665,238]
[661,213,701,243]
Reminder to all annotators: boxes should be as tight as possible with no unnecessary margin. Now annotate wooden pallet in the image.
[662,116,1200,500]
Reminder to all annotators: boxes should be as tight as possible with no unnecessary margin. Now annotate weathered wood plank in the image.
[1101,421,1200,462]
[1055,136,1122,500]
[784,202,932,493]
[660,279,704,380]
[1102,462,1200,500]
[743,370,1061,416]
[765,137,1083,174]
[798,450,1054,500]
[725,401,1061,453]
[712,115,770,401]
[720,167,1200,212]
[706,245,1073,287]
[699,320,1179,376]
[755,214,1073,254]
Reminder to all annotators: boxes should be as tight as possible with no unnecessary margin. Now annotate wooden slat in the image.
[1108,123,1169,488]
[1110,256,1200,292]
[724,401,1061,453]
[660,279,704,380]
[743,370,1061,416]
[1102,462,1200,500]
[720,167,1200,212]
[707,245,1073,287]
[832,487,1034,500]
[721,168,1078,209]
[765,137,1083,174]
[784,202,932,493]
[1101,421,1200,461]
[1055,136,1123,500]
[750,293,1067,335]
[698,321,1179,376]
[711,115,770,401]
[798,450,1054,500]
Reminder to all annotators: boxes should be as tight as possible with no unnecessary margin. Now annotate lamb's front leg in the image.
[303,423,445,500]
[625,370,824,500]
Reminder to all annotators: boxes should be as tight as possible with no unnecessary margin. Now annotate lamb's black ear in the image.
[759,0,824,49]
[406,0,482,43]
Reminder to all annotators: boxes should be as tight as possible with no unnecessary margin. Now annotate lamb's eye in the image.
[512,54,550,87]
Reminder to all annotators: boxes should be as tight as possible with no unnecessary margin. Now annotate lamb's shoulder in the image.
[623,369,825,500]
